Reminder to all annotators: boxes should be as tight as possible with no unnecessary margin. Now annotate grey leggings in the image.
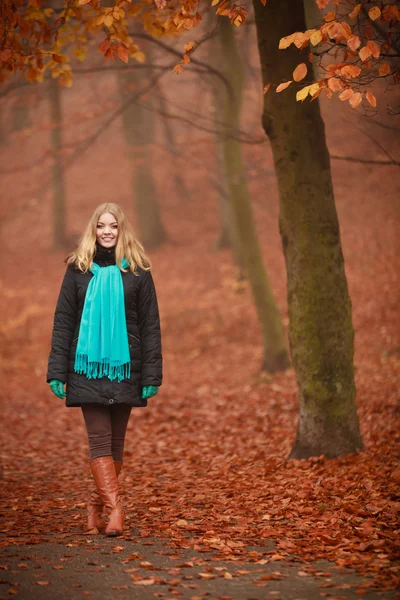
[81,403,132,462]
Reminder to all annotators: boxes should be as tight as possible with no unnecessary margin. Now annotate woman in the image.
[46,203,162,537]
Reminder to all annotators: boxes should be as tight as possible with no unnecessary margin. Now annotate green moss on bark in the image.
[253,0,363,457]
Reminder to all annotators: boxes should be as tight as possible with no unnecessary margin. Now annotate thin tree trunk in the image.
[49,78,67,250]
[252,0,363,458]
[11,88,31,133]
[157,85,189,202]
[210,39,242,263]
[119,50,167,248]
[213,142,236,253]
[219,17,290,372]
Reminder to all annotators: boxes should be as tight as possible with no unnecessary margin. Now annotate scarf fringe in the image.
[74,353,131,383]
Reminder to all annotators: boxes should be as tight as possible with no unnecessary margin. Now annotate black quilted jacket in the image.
[46,243,162,407]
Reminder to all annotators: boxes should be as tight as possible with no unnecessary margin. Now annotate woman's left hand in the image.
[141,385,158,400]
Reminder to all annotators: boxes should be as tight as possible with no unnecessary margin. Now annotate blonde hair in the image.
[66,203,151,275]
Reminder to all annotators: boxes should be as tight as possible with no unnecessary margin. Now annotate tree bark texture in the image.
[252,0,363,458]
[119,58,167,248]
[219,17,290,372]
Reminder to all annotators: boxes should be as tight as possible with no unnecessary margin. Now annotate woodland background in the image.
[0,0,399,595]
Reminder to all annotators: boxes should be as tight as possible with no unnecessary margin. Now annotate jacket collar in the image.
[94,241,116,266]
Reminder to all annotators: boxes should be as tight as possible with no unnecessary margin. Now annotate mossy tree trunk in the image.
[252,0,363,458]
[219,17,290,372]
[49,78,67,250]
[119,56,167,248]
[209,20,243,267]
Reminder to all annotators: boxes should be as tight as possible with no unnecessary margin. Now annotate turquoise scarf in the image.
[74,257,131,383]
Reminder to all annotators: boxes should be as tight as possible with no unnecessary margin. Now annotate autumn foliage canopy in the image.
[0,0,399,108]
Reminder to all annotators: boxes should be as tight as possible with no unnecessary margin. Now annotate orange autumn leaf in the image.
[368,6,381,20]
[327,77,343,92]
[324,11,336,21]
[296,85,311,101]
[263,83,272,94]
[349,91,362,107]
[279,33,296,49]
[378,63,390,76]
[310,29,323,45]
[173,64,183,74]
[293,62,307,82]
[117,45,129,63]
[359,46,372,61]
[366,91,377,107]
[347,35,361,51]
[341,64,361,78]
[276,80,292,92]
[339,87,354,100]
[366,40,380,58]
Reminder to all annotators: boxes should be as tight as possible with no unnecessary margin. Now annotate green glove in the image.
[141,385,158,400]
[49,379,67,399]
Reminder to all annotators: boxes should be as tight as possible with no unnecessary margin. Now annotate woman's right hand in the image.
[49,379,67,399]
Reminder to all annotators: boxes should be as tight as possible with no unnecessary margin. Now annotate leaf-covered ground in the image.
[1,91,399,598]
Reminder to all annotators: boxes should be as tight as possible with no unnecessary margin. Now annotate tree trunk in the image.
[49,78,67,250]
[11,88,31,133]
[219,17,290,372]
[252,0,363,458]
[209,20,242,266]
[119,51,167,248]
[157,84,189,202]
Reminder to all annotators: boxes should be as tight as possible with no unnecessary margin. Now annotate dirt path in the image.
[1,533,396,600]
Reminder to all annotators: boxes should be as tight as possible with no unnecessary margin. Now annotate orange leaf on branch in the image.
[279,33,296,49]
[276,80,292,92]
[366,91,377,107]
[117,45,129,63]
[327,77,343,92]
[184,41,194,52]
[347,35,361,52]
[324,11,337,22]
[349,91,362,108]
[378,63,390,76]
[98,38,110,55]
[310,29,323,46]
[359,46,372,62]
[366,40,380,59]
[296,85,311,102]
[341,64,361,78]
[368,6,381,21]
[339,88,354,101]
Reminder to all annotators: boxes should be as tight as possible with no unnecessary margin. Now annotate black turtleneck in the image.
[94,241,116,266]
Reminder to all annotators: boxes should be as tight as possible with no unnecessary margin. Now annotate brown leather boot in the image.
[87,460,123,533]
[89,456,125,537]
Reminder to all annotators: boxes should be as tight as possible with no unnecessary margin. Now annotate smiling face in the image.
[96,212,118,248]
